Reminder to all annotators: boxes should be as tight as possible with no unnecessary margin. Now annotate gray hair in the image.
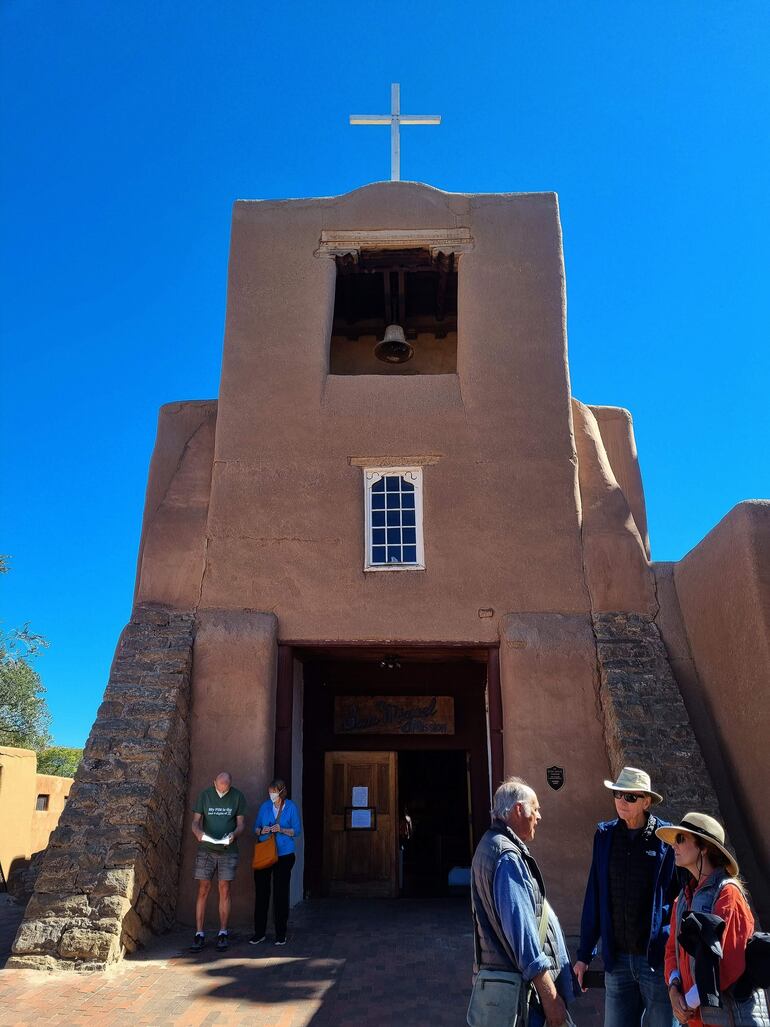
[492,776,536,820]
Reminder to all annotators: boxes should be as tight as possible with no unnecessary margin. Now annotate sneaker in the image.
[216,931,229,951]
[274,938,287,946]
[190,932,205,951]
[249,934,266,945]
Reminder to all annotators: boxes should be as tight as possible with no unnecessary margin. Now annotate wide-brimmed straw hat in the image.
[603,766,663,805]
[655,812,739,876]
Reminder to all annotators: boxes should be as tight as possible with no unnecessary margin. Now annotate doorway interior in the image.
[289,645,496,900]
[398,749,472,896]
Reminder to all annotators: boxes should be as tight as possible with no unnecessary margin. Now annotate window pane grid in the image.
[370,475,418,565]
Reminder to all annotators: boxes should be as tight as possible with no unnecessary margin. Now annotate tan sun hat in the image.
[603,766,663,805]
[655,812,739,876]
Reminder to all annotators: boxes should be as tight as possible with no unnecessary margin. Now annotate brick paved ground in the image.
[0,897,604,1026]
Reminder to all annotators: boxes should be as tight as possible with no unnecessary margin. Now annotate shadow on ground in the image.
[0,896,604,1025]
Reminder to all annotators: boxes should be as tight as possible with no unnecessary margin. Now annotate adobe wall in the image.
[589,405,650,557]
[571,400,656,614]
[0,747,36,882]
[653,559,770,923]
[673,501,770,899]
[30,773,72,855]
[135,400,217,609]
[498,615,611,932]
[176,610,278,927]
[200,183,590,638]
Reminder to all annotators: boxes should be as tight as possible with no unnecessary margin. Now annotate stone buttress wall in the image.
[9,604,194,970]
[593,612,720,822]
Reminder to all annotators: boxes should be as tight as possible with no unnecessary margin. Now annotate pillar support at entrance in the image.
[176,609,278,928]
[498,613,611,932]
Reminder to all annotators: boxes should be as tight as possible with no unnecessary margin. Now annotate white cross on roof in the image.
[350,83,441,183]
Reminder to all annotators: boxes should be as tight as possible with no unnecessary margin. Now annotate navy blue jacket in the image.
[576,815,678,973]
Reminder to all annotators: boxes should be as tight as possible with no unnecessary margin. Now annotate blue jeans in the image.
[604,952,675,1027]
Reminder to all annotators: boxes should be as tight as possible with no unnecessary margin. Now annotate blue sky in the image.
[1,2,768,747]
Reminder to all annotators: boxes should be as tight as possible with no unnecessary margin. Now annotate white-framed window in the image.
[363,467,425,571]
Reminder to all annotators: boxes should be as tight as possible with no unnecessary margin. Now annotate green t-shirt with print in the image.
[193,785,247,853]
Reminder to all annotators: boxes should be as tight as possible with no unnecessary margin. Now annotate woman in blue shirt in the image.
[250,778,302,946]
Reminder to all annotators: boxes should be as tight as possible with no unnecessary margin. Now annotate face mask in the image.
[269,791,280,803]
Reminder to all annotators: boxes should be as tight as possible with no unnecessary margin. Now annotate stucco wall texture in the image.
[0,748,72,883]
[29,774,71,855]
[0,747,36,883]
[674,502,770,882]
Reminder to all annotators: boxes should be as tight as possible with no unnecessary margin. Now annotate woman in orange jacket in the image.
[656,813,768,1026]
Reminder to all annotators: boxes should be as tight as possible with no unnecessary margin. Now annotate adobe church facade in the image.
[11,182,770,969]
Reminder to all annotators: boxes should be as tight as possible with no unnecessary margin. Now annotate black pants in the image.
[253,853,295,940]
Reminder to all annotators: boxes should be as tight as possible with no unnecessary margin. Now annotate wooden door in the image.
[323,751,398,897]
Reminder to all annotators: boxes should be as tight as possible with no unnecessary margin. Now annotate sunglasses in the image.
[613,791,642,803]
[674,833,693,845]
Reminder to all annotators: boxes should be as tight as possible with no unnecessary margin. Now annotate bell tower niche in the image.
[329,247,458,375]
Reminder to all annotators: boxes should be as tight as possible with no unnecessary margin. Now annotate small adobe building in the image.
[10,181,770,969]
[0,747,73,895]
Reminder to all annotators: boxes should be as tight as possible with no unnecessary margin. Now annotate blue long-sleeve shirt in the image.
[493,851,574,1004]
[253,798,301,856]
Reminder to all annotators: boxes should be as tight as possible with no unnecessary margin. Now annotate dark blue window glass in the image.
[369,473,420,567]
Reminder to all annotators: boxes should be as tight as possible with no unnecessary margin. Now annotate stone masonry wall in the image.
[593,612,721,823]
[9,605,195,970]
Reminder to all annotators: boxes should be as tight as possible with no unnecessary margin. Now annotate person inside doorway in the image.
[190,770,246,951]
[251,778,302,946]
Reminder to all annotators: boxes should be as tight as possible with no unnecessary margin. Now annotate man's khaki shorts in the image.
[194,847,239,882]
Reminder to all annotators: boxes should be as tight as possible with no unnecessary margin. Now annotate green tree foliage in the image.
[0,620,53,752]
[0,557,57,756]
[36,746,82,778]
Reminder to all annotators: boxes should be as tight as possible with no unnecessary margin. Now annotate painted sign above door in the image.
[334,695,455,735]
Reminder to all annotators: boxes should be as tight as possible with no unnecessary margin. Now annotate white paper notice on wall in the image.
[351,809,372,829]
[352,786,369,807]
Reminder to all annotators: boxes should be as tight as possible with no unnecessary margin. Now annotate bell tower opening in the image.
[329,247,458,375]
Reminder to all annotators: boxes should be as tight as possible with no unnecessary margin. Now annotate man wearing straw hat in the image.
[573,767,679,1027]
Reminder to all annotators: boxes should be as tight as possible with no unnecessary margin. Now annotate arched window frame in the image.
[363,467,425,572]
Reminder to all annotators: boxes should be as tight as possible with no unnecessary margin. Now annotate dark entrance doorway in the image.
[398,749,472,896]
[285,645,497,899]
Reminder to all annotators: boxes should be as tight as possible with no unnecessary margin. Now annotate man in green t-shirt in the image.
[190,771,246,951]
